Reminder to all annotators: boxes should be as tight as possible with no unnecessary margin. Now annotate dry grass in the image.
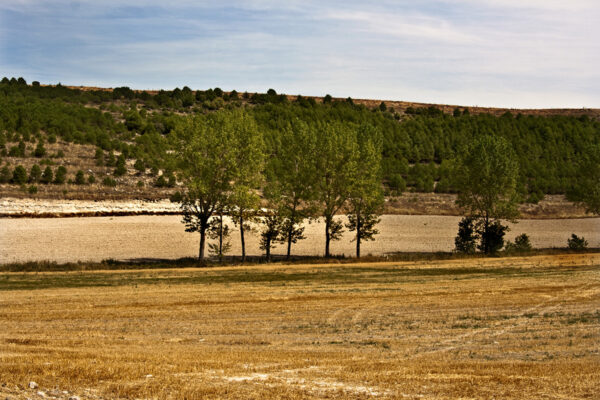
[1,254,599,399]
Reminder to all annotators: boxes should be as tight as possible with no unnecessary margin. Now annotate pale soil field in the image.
[0,194,591,218]
[0,254,598,399]
[1,215,599,263]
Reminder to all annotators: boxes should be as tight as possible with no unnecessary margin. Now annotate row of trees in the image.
[173,110,384,261]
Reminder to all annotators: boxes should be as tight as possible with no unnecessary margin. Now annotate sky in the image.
[1,0,599,108]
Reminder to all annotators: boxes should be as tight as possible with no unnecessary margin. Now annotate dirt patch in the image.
[1,215,598,263]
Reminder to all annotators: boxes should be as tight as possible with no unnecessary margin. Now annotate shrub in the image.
[53,166,67,184]
[55,149,65,158]
[478,221,508,254]
[29,164,42,183]
[75,170,86,185]
[12,165,28,184]
[88,174,96,184]
[102,177,117,187]
[455,217,476,254]
[505,233,532,252]
[134,159,145,174]
[567,234,588,250]
[136,180,144,187]
[27,185,38,194]
[94,148,104,166]
[41,166,53,184]
[114,155,127,176]
[0,165,11,183]
[47,134,57,144]
[33,142,46,158]
[155,175,167,187]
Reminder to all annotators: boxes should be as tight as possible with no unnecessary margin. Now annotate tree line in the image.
[172,110,383,260]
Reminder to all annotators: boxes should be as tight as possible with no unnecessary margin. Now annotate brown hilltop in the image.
[52,84,600,118]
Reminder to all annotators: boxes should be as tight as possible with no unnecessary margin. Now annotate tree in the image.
[75,170,86,184]
[454,217,476,254]
[567,144,599,215]
[33,142,46,158]
[265,119,318,259]
[259,213,282,262]
[29,164,42,183]
[227,112,264,263]
[453,135,520,254]
[207,208,232,262]
[41,166,53,184]
[12,165,27,184]
[54,166,67,184]
[345,125,384,258]
[315,122,359,257]
[114,155,127,176]
[175,110,244,261]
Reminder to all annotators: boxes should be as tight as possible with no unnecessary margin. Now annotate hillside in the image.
[1,77,599,215]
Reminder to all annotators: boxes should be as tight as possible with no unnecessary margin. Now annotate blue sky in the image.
[1,0,598,108]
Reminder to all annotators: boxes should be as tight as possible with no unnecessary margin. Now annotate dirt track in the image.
[1,215,598,263]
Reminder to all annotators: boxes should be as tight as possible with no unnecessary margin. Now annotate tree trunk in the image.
[218,214,223,262]
[356,214,361,258]
[266,238,271,262]
[483,214,489,254]
[286,229,292,260]
[199,228,206,261]
[240,214,246,263]
[325,217,331,258]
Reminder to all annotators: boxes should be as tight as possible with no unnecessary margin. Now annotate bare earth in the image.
[1,215,598,263]
[1,254,598,399]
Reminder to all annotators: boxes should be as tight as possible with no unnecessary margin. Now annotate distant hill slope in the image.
[1,78,598,211]
[61,84,600,119]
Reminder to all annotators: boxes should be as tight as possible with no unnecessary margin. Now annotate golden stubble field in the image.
[1,254,599,399]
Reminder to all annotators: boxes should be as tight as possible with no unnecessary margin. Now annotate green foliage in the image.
[88,174,96,184]
[260,213,283,261]
[0,165,11,183]
[75,170,86,184]
[477,220,508,254]
[454,217,477,254]
[114,154,127,176]
[264,119,317,259]
[345,125,384,258]
[314,121,360,256]
[53,166,67,184]
[33,141,46,157]
[505,233,532,253]
[567,234,588,250]
[102,177,117,187]
[12,165,27,184]
[134,159,146,173]
[29,164,42,183]
[454,135,520,221]
[567,144,600,215]
[175,110,256,260]
[94,148,104,166]
[27,184,38,194]
[41,166,53,184]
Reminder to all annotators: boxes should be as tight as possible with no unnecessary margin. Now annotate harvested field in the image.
[0,254,599,399]
[1,215,599,263]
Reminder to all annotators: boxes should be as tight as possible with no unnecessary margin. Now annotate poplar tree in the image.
[175,110,245,260]
[453,135,520,254]
[265,119,317,259]
[345,125,384,258]
[228,112,264,262]
[315,122,359,257]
